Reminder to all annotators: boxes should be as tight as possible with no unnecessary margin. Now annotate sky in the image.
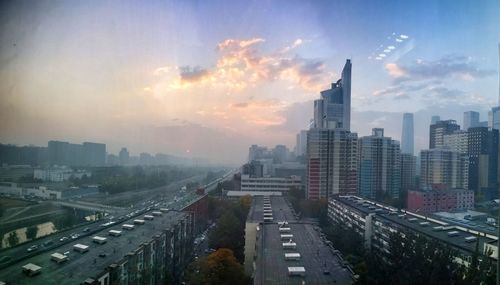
[0,0,499,164]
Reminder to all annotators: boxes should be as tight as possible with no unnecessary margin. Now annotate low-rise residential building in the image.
[240,174,301,193]
[245,196,355,284]
[327,195,497,266]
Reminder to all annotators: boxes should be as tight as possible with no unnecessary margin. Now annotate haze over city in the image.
[1,0,499,164]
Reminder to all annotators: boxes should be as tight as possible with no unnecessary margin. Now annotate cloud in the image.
[385,63,406,77]
[179,66,211,83]
[147,37,330,95]
[400,34,409,39]
[386,55,496,82]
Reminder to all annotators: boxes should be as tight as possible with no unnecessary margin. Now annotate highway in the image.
[0,168,236,270]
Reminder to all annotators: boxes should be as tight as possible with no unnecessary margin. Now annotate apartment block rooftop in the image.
[247,196,355,285]
[0,210,190,285]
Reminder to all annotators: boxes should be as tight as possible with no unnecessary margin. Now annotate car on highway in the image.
[0,256,12,264]
[27,245,39,252]
[43,240,54,247]
[83,228,90,232]
[60,236,69,242]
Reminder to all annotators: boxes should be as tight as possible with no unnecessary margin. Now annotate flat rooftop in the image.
[0,211,188,285]
[335,196,497,256]
[251,196,353,285]
[247,196,297,223]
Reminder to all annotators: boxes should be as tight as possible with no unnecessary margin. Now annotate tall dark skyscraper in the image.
[401,113,414,155]
[313,59,352,130]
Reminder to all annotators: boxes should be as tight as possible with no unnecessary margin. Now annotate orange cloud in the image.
[385,63,406,77]
[146,37,330,95]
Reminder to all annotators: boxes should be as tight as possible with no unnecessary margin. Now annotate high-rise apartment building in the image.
[313,59,352,130]
[82,142,106,166]
[429,120,460,149]
[443,131,469,154]
[358,128,401,200]
[401,113,414,155]
[420,148,468,190]
[400,153,417,193]
[463,111,480,131]
[306,128,358,200]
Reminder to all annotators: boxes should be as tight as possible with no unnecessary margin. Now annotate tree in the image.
[25,225,38,240]
[7,232,19,247]
[186,248,251,285]
[209,211,245,262]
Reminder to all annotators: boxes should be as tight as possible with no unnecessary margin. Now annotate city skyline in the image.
[0,1,499,164]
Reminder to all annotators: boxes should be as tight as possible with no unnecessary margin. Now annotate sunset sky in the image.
[0,0,499,164]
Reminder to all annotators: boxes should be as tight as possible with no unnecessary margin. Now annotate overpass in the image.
[54,200,125,213]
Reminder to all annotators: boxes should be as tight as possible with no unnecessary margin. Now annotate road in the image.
[0,169,236,270]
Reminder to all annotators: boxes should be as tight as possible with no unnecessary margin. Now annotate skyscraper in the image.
[467,127,498,196]
[295,130,308,157]
[429,120,460,149]
[463,111,480,131]
[313,59,352,130]
[431,115,441,125]
[400,153,417,193]
[401,113,414,155]
[358,128,401,200]
[306,128,358,200]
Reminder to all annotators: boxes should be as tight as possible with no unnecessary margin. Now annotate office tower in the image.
[83,142,106,166]
[420,148,468,190]
[295,130,308,157]
[313,59,352,130]
[431,115,441,125]
[306,128,358,200]
[463,111,480,131]
[429,120,460,149]
[401,113,414,155]
[358,128,401,200]
[400,153,417,193]
[467,127,498,196]
[119,147,130,165]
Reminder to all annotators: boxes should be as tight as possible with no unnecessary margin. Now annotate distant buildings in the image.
[407,189,474,213]
[401,113,414,155]
[118,147,130,165]
[358,128,401,200]
[34,167,91,182]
